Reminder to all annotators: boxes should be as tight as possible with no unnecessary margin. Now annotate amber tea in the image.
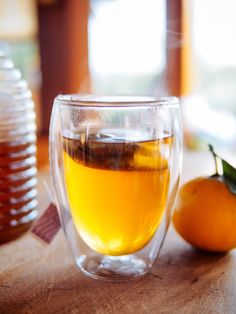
[63,129,172,256]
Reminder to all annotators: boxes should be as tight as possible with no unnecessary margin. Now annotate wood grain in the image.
[0,169,236,314]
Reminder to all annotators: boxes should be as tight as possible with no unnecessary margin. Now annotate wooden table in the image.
[0,152,236,314]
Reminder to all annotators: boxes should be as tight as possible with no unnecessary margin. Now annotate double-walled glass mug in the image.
[49,95,182,281]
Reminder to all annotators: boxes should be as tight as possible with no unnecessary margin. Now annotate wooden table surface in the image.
[0,151,236,314]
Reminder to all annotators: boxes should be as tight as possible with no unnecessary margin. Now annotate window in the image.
[184,0,236,147]
[89,0,166,95]
[193,0,236,115]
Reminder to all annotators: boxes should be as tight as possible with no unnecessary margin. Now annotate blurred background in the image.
[1,0,236,168]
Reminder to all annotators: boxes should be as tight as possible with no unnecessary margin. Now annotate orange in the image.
[172,176,236,252]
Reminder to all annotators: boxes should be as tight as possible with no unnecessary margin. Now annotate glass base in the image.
[76,254,149,281]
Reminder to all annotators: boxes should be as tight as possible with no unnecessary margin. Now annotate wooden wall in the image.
[38,0,90,134]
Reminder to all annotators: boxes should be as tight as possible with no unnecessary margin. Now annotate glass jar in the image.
[0,54,37,244]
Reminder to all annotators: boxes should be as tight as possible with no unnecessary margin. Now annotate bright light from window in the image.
[89,0,165,76]
[193,0,236,67]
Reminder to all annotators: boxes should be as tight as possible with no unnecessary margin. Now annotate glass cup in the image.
[49,95,182,281]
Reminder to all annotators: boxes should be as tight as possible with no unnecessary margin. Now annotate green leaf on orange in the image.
[208,144,236,195]
[222,159,236,194]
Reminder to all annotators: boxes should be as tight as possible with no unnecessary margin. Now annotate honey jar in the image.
[0,54,37,243]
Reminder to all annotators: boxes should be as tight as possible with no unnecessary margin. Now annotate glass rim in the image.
[55,94,179,108]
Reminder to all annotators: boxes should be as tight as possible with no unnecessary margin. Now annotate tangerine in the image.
[173,176,236,252]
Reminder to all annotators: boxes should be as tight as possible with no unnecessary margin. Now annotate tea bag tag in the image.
[31,203,61,244]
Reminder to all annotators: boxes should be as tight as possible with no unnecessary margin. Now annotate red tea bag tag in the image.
[31,203,61,244]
